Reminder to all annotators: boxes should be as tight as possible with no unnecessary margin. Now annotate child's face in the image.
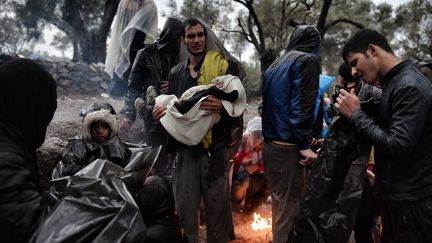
[90,121,111,142]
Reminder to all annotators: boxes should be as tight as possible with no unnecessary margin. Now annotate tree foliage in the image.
[12,0,120,63]
[394,0,432,60]
[0,1,34,55]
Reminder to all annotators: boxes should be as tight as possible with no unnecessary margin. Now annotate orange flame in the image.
[251,212,272,231]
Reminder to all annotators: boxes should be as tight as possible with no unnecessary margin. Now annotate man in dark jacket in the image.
[0,58,57,243]
[121,17,185,176]
[337,29,432,243]
[153,18,244,243]
[261,25,320,243]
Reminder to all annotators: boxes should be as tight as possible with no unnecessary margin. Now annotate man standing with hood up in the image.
[121,17,186,177]
[262,25,320,243]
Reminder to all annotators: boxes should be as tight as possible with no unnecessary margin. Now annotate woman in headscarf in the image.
[0,58,57,243]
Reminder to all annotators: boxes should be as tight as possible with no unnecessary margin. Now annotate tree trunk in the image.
[72,37,79,62]
[259,48,279,73]
[93,0,120,63]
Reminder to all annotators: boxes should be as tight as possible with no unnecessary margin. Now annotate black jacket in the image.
[52,135,131,178]
[0,59,57,243]
[167,54,244,153]
[351,60,432,201]
[125,17,184,134]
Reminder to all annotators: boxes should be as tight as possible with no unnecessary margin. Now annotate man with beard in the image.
[336,29,432,243]
[153,18,244,243]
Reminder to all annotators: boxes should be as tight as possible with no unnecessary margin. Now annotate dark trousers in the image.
[263,140,308,243]
[172,144,234,243]
[110,71,129,97]
[354,180,378,243]
[381,197,432,243]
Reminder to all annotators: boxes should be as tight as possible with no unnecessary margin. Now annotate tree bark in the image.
[93,0,120,63]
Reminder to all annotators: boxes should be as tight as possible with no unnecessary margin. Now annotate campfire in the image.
[232,203,272,242]
[251,212,272,231]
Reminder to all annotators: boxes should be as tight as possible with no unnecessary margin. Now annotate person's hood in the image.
[156,16,184,51]
[82,102,119,140]
[0,58,57,150]
[286,25,320,55]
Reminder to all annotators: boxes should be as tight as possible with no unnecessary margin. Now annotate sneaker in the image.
[134,98,145,118]
[146,85,158,105]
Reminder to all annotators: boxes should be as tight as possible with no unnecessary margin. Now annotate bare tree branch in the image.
[316,0,333,36]
[0,34,9,43]
[322,18,365,35]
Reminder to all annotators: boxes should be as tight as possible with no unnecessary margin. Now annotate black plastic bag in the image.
[31,145,161,243]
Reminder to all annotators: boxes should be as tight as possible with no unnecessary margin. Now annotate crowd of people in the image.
[1,0,432,242]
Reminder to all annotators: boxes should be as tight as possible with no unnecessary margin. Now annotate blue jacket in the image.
[262,25,320,149]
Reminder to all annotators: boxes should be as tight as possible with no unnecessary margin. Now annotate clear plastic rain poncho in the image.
[105,0,158,79]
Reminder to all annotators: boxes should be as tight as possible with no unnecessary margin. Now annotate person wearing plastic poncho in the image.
[51,102,132,179]
[0,58,57,243]
[105,0,158,97]
[152,18,245,243]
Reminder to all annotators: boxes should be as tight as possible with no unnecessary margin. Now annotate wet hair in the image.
[182,18,206,38]
[342,29,394,64]
[338,63,354,83]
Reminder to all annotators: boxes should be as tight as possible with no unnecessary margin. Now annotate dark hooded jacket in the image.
[290,82,382,243]
[52,102,131,179]
[262,25,321,149]
[0,58,57,243]
[124,17,185,134]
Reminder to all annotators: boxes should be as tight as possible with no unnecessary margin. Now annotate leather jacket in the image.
[351,60,432,201]
[124,17,184,133]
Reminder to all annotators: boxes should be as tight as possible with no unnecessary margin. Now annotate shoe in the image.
[134,98,145,118]
[146,85,158,105]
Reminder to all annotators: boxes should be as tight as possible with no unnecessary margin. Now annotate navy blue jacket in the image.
[262,25,320,149]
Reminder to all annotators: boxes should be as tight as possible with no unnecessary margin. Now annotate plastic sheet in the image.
[290,82,381,243]
[31,145,161,243]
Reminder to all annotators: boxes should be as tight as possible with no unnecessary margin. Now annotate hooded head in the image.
[286,25,321,55]
[82,102,119,141]
[0,58,57,150]
[156,16,184,52]
[137,175,175,220]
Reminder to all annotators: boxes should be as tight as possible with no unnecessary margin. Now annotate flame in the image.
[251,212,272,231]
